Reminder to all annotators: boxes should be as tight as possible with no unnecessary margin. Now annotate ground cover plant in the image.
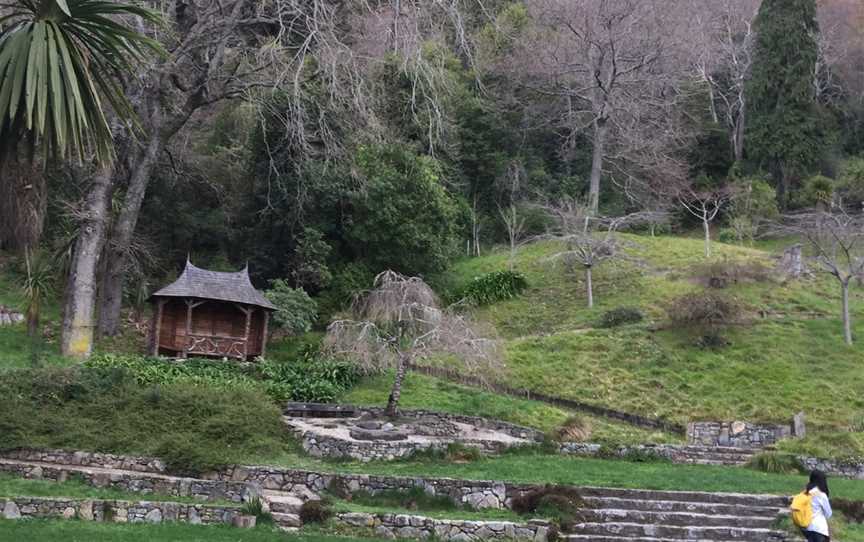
[0,367,288,475]
[84,352,358,403]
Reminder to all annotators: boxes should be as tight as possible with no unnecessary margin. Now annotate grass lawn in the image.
[343,372,680,444]
[0,474,216,504]
[430,234,864,456]
[0,519,389,542]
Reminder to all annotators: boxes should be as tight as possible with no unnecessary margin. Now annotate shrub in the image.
[746,452,805,475]
[0,367,287,475]
[259,357,359,403]
[794,175,835,209]
[666,291,743,331]
[555,416,592,443]
[511,485,585,531]
[299,499,333,524]
[265,279,318,335]
[460,270,528,306]
[691,258,771,289]
[598,307,644,328]
[834,499,864,524]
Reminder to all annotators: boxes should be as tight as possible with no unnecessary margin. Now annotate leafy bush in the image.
[259,357,358,403]
[511,485,585,531]
[460,270,528,306]
[746,452,805,475]
[598,307,644,328]
[299,499,333,524]
[85,353,359,404]
[0,367,287,475]
[265,279,318,335]
[666,291,743,331]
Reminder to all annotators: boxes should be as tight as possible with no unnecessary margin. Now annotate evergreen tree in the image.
[746,0,824,209]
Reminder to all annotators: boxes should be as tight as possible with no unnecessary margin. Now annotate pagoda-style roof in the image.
[151,261,277,310]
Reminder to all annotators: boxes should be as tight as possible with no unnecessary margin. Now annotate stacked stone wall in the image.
[0,459,254,503]
[334,512,551,542]
[687,421,792,448]
[1,496,241,525]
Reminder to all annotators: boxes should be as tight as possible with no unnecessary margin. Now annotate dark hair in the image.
[807,470,830,498]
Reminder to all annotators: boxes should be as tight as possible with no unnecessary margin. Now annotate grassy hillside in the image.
[432,234,864,454]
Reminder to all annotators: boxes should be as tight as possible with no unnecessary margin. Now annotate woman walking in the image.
[800,470,833,542]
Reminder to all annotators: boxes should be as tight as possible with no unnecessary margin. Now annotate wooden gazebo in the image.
[149,262,277,360]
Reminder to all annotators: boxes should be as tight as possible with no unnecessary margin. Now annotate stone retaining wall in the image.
[687,421,793,448]
[800,456,864,480]
[1,496,242,525]
[335,512,551,542]
[208,466,513,509]
[0,459,255,503]
[2,448,167,474]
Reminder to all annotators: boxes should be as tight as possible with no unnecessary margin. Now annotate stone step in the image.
[567,522,787,541]
[271,512,302,528]
[581,509,775,529]
[582,496,784,518]
[563,536,786,542]
[577,487,789,508]
[263,492,303,514]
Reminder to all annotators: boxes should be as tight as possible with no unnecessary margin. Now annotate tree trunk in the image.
[703,217,711,259]
[588,118,607,215]
[0,156,47,252]
[841,279,853,345]
[61,165,116,359]
[773,160,788,211]
[585,266,594,309]
[386,353,409,417]
[733,107,745,162]
[98,129,163,337]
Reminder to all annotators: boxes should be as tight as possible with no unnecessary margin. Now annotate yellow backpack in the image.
[791,491,813,528]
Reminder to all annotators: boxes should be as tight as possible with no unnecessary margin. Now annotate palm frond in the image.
[0,0,164,163]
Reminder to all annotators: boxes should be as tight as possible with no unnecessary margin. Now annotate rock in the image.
[3,501,21,520]
[188,507,202,525]
[78,500,94,521]
[730,421,747,435]
[145,509,163,524]
[779,244,806,278]
[375,526,397,539]
[63,507,76,519]
[340,513,376,527]
[355,421,381,430]
[29,466,43,479]
[115,507,129,523]
[794,412,807,438]
[232,514,257,529]
[349,428,408,441]
[381,423,395,431]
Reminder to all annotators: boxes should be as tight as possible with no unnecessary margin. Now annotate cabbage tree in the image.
[0,0,162,162]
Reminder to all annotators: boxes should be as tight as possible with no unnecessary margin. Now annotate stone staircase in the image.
[663,445,760,466]
[262,489,304,530]
[564,487,790,542]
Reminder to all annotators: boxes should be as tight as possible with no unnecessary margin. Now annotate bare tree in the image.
[543,199,652,308]
[775,209,864,345]
[689,0,759,162]
[677,185,735,259]
[324,271,500,416]
[518,0,684,214]
[497,160,527,270]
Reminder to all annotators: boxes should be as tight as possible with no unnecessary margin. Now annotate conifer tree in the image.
[746,0,824,209]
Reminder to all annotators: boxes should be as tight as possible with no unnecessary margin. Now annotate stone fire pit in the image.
[282,404,544,462]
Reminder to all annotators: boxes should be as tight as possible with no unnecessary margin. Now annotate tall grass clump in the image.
[459,270,528,306]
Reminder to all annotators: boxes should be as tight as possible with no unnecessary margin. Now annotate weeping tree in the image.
[324,271,500,417]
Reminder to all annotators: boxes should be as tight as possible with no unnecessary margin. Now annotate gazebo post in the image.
[261,311,270,358]
[151,299,166,357]
[242,306,252,360]
[182,298,193,359]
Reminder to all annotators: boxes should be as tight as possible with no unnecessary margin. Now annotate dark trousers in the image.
[803,530,829,542]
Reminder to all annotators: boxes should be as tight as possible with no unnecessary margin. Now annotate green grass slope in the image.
[435,234,864,454]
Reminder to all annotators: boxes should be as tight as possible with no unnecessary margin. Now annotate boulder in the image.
[232,514,257,529]
[2,501,21,520]
[145,509,163,523]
